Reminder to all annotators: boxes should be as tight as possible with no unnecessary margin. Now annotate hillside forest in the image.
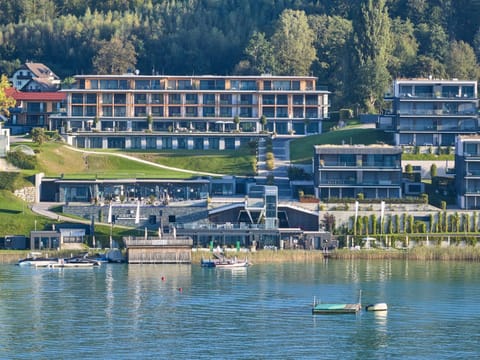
[0,0,480,112]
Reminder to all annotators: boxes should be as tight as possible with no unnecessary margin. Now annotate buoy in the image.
[178,287,183,292]
[161,276,165,281]
[366,303,388,311]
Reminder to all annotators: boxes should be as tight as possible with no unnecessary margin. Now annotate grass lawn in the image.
[15,141,256,179]
[290,128,393,164]
[0,190,53,237]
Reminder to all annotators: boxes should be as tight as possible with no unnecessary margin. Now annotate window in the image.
[263,95,275,105]
[72,106,83,116]
[277,95,288,105]
[169,94,181,104]
[72,94,83,104]
[185,94,198,104]
[114,106,126,117]
[102,106,112,116]
[151,94,163,104]
[185,107,198,116]
[220,94,232,105]
[203,107,215,117]
[203,94,215,105]
[134,94,147,104]
[168,106,181,117]
[220,107,232,117]
[135,80,151,90]
[85,94,96,104]
[114,94,126,104]
[151,107,163,116]
[102,93,113,104]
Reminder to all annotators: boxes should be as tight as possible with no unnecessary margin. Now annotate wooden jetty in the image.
[124,235,193,264]
[312,291,362,315]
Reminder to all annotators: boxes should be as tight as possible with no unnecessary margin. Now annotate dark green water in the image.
[1,260,479,359]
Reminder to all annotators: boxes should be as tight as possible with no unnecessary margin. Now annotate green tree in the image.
[243,31,276,75]
[388,17,418,77]
[0,74,16,117]
[308,14,352,107]
[351,0,392,112]
[93,36,137,74]
[444,40,479,80]
[271,10,317,75]
[31,127,47,145]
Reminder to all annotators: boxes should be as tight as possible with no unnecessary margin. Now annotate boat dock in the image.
[124,235,193,264]
[312,291,362,314]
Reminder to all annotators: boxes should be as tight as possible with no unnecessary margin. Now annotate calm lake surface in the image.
[1,259,479,359]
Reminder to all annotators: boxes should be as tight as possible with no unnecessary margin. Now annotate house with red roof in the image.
[6,88,66,134]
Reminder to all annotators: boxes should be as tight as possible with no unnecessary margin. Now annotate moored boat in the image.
[365,303,388,311]
[17,252,58,267]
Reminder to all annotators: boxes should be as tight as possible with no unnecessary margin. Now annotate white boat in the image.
[365,303,388,311]
[17,252,58,267]
[215,257,250,269]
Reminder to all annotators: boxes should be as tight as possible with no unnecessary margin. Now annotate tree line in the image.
[0,0,479,112]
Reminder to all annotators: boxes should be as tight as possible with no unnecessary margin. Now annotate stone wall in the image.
[14,187,36,203]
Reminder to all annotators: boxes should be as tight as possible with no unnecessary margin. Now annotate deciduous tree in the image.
[271,10,317,76]
[92,36,137,74]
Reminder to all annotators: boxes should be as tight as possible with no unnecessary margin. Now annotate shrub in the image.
[6,151,36,169]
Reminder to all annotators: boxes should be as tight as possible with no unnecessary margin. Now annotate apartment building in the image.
[313,144,403,200]
[50,74,329,150]
[455,135,480,209]
[381,79,478,146]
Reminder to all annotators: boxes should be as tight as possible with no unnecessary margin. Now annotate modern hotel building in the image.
[51,74,329,150]
[380,79,478,146]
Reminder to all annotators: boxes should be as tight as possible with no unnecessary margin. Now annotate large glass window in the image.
[151,107,163,116]
[102,106,112,117]
[263,95,275,105]
[220,107,232,117]
[135,80,151,90]
[185,94,198,104]
[114,94,126,104]
[272,81,290,90]
[203,107,215,117]
[306,95,317,105]
[240,94,252,105]
[220,94,232,105]
[168,106,181,117]
[72,94,83,104]
[203,94,215,105]
[169,94,181,104]
[178,80,193,90]
[277,107,288,118]
[27,102,42,112]
[134,107,147,117]
[85,94,96,104]
[277,95,288,105]
[85,106,96,116]
[102,93,113,104]
[151,94,163,104]
[134,94,147,104]
[72,106,83,116]
[114,106,126,117]
[185,107,198,116]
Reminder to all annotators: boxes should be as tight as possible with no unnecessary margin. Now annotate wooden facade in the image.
[124,236,193,264]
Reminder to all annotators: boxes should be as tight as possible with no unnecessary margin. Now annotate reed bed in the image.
[193,247,480,264]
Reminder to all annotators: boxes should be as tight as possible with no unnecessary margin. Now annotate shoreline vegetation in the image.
[3,247,480,265]
[194,247,480,263]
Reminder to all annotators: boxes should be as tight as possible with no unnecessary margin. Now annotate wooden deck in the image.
[312,303,361,314]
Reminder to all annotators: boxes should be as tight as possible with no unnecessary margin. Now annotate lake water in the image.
[1,259,479,359]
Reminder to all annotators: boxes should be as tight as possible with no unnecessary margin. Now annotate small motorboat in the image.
[17,252,58,267]
[365,303,388,311]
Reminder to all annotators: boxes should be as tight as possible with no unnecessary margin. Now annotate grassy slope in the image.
[0,190,51,236]
[290,128,393,164]
[23,142,255,178]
